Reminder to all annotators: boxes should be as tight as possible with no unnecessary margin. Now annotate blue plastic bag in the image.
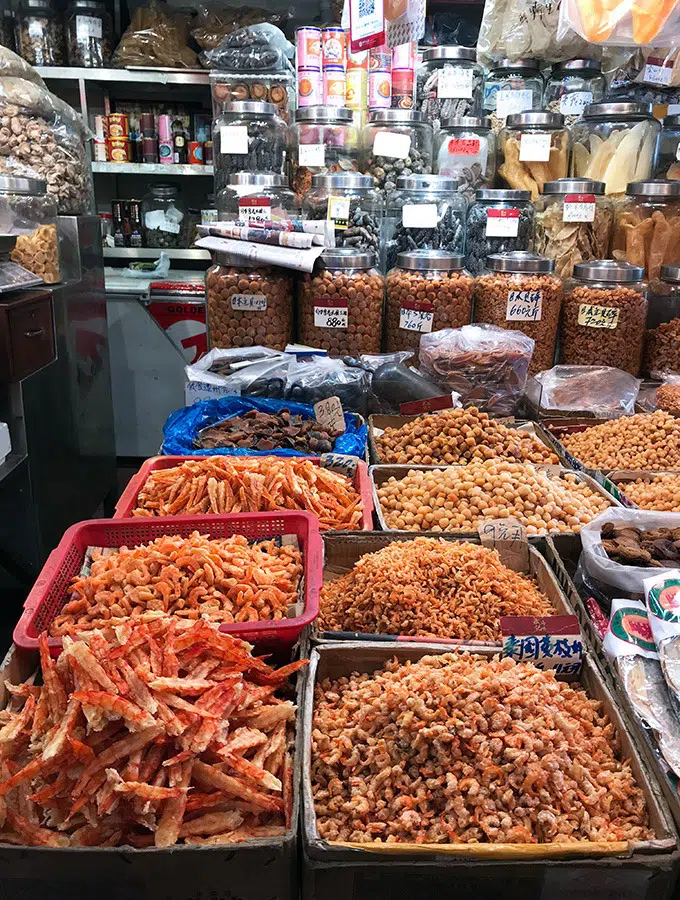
[162,395,367,458]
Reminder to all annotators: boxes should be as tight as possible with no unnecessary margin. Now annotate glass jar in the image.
[654,115,680,181]
[465,188,534,276]
[206,252,293,352]
[383,174,466,272]
[499,112,570,199]
[533,178,614,278]
[416,46,484,132]
[385,250,473,356]
[434,116,496,205]
[298,249,384,356]
[217,174,301,224]
[66,0,112,67]
[643,264,680,376]
[0,176,61,283]
[213,101,288,194]
[142,184,186,249]
[570,102,660,195]
[473,251,562,373]
[483,59,543,133]
[612,180,680,280]
[544,59,606,127]
[1,9,16,52]
[360,109,433,193]
[302,173,383,252]
[291,106,360,202]
[561,260,647,375]
[16,0,64,66]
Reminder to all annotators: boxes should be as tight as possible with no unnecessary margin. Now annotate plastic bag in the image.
[161,395,368,458]
[603,46,680,92]
[184,347,289,403]
[533,366,640,417]
[0,47,46,88]
[203,23,294,74]
[559,0,680,46]
[283,357,371,414]
[418,324,534,416]
[113,0,198,69]
[192,4,292,52]
[477,0,589,64]
[121,253,171,279]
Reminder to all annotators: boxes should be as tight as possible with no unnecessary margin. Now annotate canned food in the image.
[368,69,392,108]
[392,42,415,69]
[346,68,367,110]
[111,200,127,247]
[158,139,173,164]
[369,44,392,71]
[322,26,345,67]
[188,141,204,164]
[204,141,213,164]
[94,115,108,141]
[93,139,108,161]
[296,26,322,68]
[142,136,158,163]
[298,67,322,108]
[347,46,369,70]
[108,138,131,163]
[107,113,129,139]
[392,68,414,109]
[140,112,155,137]
[158,114,172,142]
[324,66,346,107]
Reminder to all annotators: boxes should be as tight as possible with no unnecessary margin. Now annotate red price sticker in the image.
[447,138,480,156]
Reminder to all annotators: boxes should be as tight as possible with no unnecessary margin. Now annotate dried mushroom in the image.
[601,522,680,567]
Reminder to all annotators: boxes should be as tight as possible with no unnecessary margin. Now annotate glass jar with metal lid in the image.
[561,260,647,375]
[16,0,65,65]
[383,174,466,272]
[142,184,187,249]
[498,112,569,199]
[643,264,680,376]
[302,173,383,252]
[291,107,360,201]
[612,180,680,279]
[570,102,660,195]
[473,251,562,373]
[213,101,288,193]
[297,248,384,356]
[0,175,60,283]
[533,178,614,277]
[385,250,473,355]
[65,0,113,67]
[360,109,433,193]
[483,59,543,133]
[416,46,484,131]
[654,115,680,181]
[217,173,301,224]
[434,116,496,205]
[544,60,606,126]
[2,8,16,52]
[465,188,535,276]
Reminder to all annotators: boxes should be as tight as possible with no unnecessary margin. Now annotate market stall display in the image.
[644,265,680,376]
[607,476,680,511]
[194,410,339,454]
[465,188,535,276]
[529,365,640,417]
[611,180,680,280]
[290,107,359,201]
[654,115,680,180]
[498,112,570,199]
[416,47,484,131]
[560,410,680,470]
[434,116,496,203]
[0,175,60,283]
[656,382,680,414]
[544,59,606,125]
[302,173,382,252]
[599,521,680,566]
[65,0,113,68]
[213,101,288,194]
[483,59,543,133]
[360,110,433,193]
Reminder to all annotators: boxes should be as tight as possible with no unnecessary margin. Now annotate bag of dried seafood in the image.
[477,0,590,64]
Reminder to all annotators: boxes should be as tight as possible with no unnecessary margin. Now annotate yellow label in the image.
[327,195,350,229]
[577,303,619,329]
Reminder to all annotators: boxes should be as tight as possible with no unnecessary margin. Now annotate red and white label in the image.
[238,197,271,227]
[563,193,596,223]
[486,207,519,238]
[314,298,348,329]
[400,394,456,415]
[447,138,480,156]
[146,302,207,364]
[644,57,673,86]
[399,298,434,333]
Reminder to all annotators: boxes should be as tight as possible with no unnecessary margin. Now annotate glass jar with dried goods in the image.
[498,112,570,200]
[465,188,534,276]
[533,178,614,278]
[643,264,680,376]
[483,59,543,133]
[142,184,186,249]
[291,107,360,201]
[416,46,484,132]
[16,0,64,66]
[361,109,434,193]
[0,176,60,283]
[544,59,605,127]
[206,252,293,352]
[302,173,383,253]
[561,260,647,375]
[654,115,680,180]
[473,251,562,374]
[385,250,473,356]
[434,116,496,205]
[612,179,680,280]
[213,101,288,193]
[65,0,113,67]
[217,173,300,224]
[297,249,384,356]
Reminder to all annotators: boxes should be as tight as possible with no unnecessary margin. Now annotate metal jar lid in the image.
[295,106,353,124]
[476,188,531,201]
[221,100,279,117]
[0,175,47,194]
[23,0,53,9]
[442,116,492,130]
[573,260,645,282]
[229,173,288,187]
[398,250,466,271]
[72,0,104,10]
[423,46,476,63]
[320,248,376,269]
[661,264,680,283]
[584,101,653,119]
[490,58,539,73]
[396,174,457,191]
[368,109,425,125]
[551,58,601,73]
[311,173,374,189]
[542,177,605,195]
[626,179,680,197]
[505,111,564,128]
[487,251,554,273]
[664,114,680,128]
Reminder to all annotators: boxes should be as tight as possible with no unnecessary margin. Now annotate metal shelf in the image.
[92,162,214,176]
[104,247,211,260]
[36,66,210,86]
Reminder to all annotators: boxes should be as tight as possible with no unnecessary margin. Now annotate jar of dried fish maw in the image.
[533,178,614,278]
[612,179,680,280]
[298,248,384,356]
[206,252,293,351]
[0,176,61,283]
[654,114,680,180]
[499,112,570,200]
[644,264,680,376]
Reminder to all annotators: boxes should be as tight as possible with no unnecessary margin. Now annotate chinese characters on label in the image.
[231,294,267,311]
[577,303,619,329]
[501,615,583,674]
[314,395,345,432]
[506,289,542,322]
[314,299,348,329]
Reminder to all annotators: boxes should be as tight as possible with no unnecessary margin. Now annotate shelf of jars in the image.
[35,67,210,86]
[92,163,214,176]
[103,248,211,260]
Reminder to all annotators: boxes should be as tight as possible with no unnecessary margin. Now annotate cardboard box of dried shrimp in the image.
[301,642,679,900]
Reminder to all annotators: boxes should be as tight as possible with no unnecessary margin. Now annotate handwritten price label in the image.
[327,195,351,229]
[577,303,619,330]
[314,299,348,329]
[506,289,542,322]
[314,396,345,433]
[559,90,592,116]
[399,298,434,333]
[563,193,596,223]
[238,197,271,227]
[298,143,326,167]
[486,207,520,238]
[519,132,552,162]
[320,452,359,478]
[479,517,529,570]
[438,65,473,99]
[231,293,267,311]
[644,57,673,86]
[447,137,480,156]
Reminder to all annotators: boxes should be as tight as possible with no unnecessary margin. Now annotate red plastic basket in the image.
[114,455,374,530]
[14,512,323,656]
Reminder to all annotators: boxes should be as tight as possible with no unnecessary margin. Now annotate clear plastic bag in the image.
[202,23,294,74]
[477,0,589,64]
[191,5,292,52]
[0,47,46,88]
[533,365,640,417]
[559,0,680,46]
[418,324,534,415]
[113,0,198,69]
[283,356,371,414]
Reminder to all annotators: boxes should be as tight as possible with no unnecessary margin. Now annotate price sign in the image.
[402,203,438,228]
[577,303,619,329]
[447,138,480,156]
[506,289,542,322]
[563,193,596,223]
[399,299,434,332]
[298,143,326,166]
[320,452,360,478]
[238,197,271,227]
[373,130,412,159]
[559,91,592,116]
[231,294,267,311]
[314,298,348,329]
[314,396,345,433]
[478,517,529,571]
[327,195,350,229]
[220,125,249,154]
[644,57,673,86]
[77,15,103,37]
[495,89,533,120]
[399,394,457,415]
[501,615,583,675]
[485,207,519,237]
[438,65,474,99]
[519,132,552,162]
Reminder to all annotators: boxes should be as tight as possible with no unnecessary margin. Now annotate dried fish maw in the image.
[586,135,617,182]
[499,137,539,198]
[524,160,551,194]
[663,217,680,267]
[572,142,590,177]
[625,217,653,268]
[633,123,656,181]
[649,211,672,280]
[602,121,649,194]
[548,139,569,182]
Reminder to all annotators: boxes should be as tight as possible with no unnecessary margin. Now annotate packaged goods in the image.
[416,47,484,131]
[375,460,611,533]
[290,107,359,202]
[645,569,680,713]
[297,68,321,108]
[473,251,562,373]
[0,46,45,85]
[204,23,293,74]
[194,410,340,454]
[0,619,300,847]
[654,114,680,180]
[434,116,496,204]
[544,59,606,125]
[561,410,680,470]
[465,189,535,276]
[612,180,680,280]
[16,0,65,66]
[600,521,680,565]
[482,59,543,133]
[193,5,291,53]
[296,26,322,68]
[656,381,680,414]
[360,109,433,193]
[614,473,680,511]
[560,0,680,46]
[560,260,647,375]
[0,175,61,283]
[498,112,570,200]
[66,0,113,68]
[113,0,198,68]
[210,73,292,122]
[532,365,640,416]
[302,173,382,253]
[368,69,391,108]
[213,101,288,195]
[477,0,589,66]
[373,405,558,465]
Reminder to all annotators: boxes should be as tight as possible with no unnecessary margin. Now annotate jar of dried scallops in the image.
[0,176,61,283]
[499,112,570,200]
[644,264,680,376]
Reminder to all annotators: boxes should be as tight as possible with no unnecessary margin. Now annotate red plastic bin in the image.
[14,511,323,656]
[114,455,374,530]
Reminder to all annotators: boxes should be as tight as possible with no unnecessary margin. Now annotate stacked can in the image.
[107,113,131,163]
[391,41,416,109]
[369,44,392,109]
[140,112,158,164]
[158,114,173,165]
[346,42,368,116]
[296,26,322,108]
[93,114,108,161]
[322,26,346,107]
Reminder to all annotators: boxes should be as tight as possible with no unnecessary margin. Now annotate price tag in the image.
[372,130,412,159]
[231,294,267,311]
[320,452,359,478]
[506,289,542,322]
[519,132,552,162]
[327,195,351,229]
[437,65,473,99]
[559,90,592,116]
[485,207,519,238]
[495,89,533,120]
[402,203,438,228]
[447,138,480,156]
[479,517,529,571]
[399,299,434,332]
[644,57,673,86]
[221,125,249,154]
[577,303,619,329]
[314,299,348,329]
[563,193,596,223]
[298,143,326,167]
[501,615,583,674]
[238,197,271,226]
[159,218,180,235]
[314,396,345,433]
[76,14,103,38]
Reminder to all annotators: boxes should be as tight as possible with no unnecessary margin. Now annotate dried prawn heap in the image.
[319,539,554,641]
[312,653,653,845]
[132,456,363,532]
[50,532,303,638]
[0,620,304,848]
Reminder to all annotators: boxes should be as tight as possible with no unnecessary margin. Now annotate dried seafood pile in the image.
[601,522,680,567]
[533,201,613,277]
[561,411,680,471]
[195,410,341,454]
[618,475,680,512]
